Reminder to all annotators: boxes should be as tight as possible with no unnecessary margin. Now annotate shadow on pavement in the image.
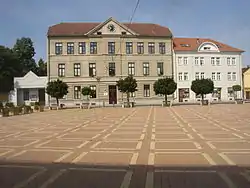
[0,160,250,188]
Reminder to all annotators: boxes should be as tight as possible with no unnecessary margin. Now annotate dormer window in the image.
[180,44,190,47]
[97,31,102,35]
[204,47,211,50]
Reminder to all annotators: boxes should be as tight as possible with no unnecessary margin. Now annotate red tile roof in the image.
[47,22,172,37]
[174,38,244,52]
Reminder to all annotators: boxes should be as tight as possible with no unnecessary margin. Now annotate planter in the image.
[162,101,171,107]
[2,108,10,117]
[235,99,243,104]
[39,106,44,112]
[201,99,209,106]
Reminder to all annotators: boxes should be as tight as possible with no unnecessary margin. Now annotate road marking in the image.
[90,141,101,149]
[39,169,66,188]
[218,172,237,188]
[130,153,139,165]
[202,153,216,165]
[54,151,73,163]
[136,141,142,150]
[140,134,145,140]
[148,153,154,165]
[155,169,216,173]
[218,153,236,165]
[145,171,154,188]
[92,134,101,139]
[151,134,155,140]
[77,141,89,148]
[120,171,133,188]
[150,142,155,150]
[232,133,244,139]
[194,142,202,149]
[0,149,14,157]
[206,142,216,149]
[72,152,88,163]
[7,150,27,159]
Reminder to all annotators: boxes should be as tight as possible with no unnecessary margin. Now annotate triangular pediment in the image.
[87,17,138,36]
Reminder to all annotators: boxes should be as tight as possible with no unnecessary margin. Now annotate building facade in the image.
[174,38,244,103]
[243,67,250,100]
[47,17,173,106]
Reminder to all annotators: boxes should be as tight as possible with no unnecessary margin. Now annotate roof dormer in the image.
[198,42,220,52]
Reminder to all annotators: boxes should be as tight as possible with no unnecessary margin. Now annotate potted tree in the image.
[232,85,243,104]
[153,77,177,107]
[81,87,93,109]
[191,79,214,105]
[46,79,68,110]
[116,76,137,108]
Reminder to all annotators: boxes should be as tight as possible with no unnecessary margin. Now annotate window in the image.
[23,89,29,101]
[90,42,97,54]
[89,63,96,77]
[232,72,236,81]
[227,57,231,65]
[55,42,63,55]
[157,62,164,76]
[126,42,133,54]
[74,86,81,99]
[201,72,205,79]
[128,62,135,75]
[109,62,116,76]
[227,87,234,97]
[211,57,215,66]
[178,57,182,65]
[67,42,74,54]
[212,72,216,80]
[216,57,220,65]
[195,72,199,79]
[90,85,96,98]
[217,72,221,81]
[108,42,115,54]
[195,57,199,65]
[159,42,166,54]
[137,42,144,54]
[200,57,204,66]
[183,57,188,65]
[143,62,149,76]
[58,64,65,77]
[204,47,211,50]
[227,72,232,81]
[74,63,81,76]
[232,58,236,65]
[143,85,150,97]
[148,42,155,54]
[78,42,86,54]
[178,72,183,81]
[184,72,188,81]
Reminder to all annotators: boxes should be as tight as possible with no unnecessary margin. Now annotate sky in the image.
[0,0,249,66]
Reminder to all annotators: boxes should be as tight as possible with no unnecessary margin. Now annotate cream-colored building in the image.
[47,17,173,106]
[243,67,250,100]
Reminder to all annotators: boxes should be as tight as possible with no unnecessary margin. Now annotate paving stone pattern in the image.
[0,105,250,188]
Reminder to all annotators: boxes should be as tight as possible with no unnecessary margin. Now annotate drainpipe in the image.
[47,36,51,107]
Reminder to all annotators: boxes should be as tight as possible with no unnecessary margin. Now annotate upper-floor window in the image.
[128,62,135,75]
[232,58,236,65]
[109,62,116,76]
[217,72,221,81]
[90,42,97,54]
[55,42,63,55]
[232,72,236,81]
[201,72,205,79]
[211,57,215,66]
[58,64,65,77]
[89,63,96,77]
[228,72,236,81]
[143,62,149,76]
[195,72,199,79]
[148,42,155,54]
[74,63,81,77]
[200,57,204,66]
[227,57,231,65]
[195,72,205,79]
[74,86,81,99]
[212,72,216,80]
[216,57,221,65]
[184,72,189,81]
[157,62,164,76]
[144,85,150,97]
[178,57,182,65]
[183,57,188,65]
[90,85,96,98]
[159,42,166,54]
[178,72,183,81]
[126,42,133,54]
[108,42,115,54]
[137,42,144,54]
[195,57,199,65]
[78,42,86,54]
[67,42,74,54]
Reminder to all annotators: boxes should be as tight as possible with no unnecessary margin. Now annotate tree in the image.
[153,77,177,106]
[191,79,214,103]
[46,79,68,107]
[36,58,47,76]
[81,87,92,100]
[12,37,37,75]
[232,84,241,99]
[0,45,22,93]
[116,76,137,107]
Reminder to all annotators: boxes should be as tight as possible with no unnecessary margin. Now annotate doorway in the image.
[38,88,46,105]
[108,85,117,104]
[246,91,250,99]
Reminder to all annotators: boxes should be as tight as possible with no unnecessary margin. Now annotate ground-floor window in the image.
[227,87,234,97]
[212,88,221,99]
[143,85,150,97]
[74,86,81,99]
[90,85,96,98]
[23,89,29,100]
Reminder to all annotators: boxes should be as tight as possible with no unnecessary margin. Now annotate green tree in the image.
[12,37,37,75]
[232,84,241,99]
[153,77,177,106]
[116,76,137,107]
[0,45,22,93]
[191,79,214,103]
[46,79,68,107]
[36,58,47,76]
[81,87,92,100]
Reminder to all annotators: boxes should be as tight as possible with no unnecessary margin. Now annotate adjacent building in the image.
[47,17,173,106]
[174,38,244,103]
[242,66,250,100]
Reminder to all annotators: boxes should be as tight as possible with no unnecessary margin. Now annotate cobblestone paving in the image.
[0,104,250,188]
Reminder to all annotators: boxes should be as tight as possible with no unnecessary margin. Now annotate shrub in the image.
[5,102,14,108]
[34,105,39,111]
[13,107,20,115]
[30,102,35,106]
[35,102,40,106]
[2,108,10,117]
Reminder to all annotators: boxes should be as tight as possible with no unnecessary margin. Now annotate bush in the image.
[2,108,9,117]
[30,102,35,106]
[13,107,20,115]
[23,105,32,114]
[39,105,44,112]
[35,102,40,106]
[5,102,14,108]
[34,105,39,111]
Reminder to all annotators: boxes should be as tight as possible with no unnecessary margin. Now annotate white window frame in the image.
[184,72,188,81]
[195,72,199,79]
[195,57,199,65]
[200,57,204,66]
[211,57,215,66]
[183,57,188,65]
[227,57,231,66]
[216,57,221,66]
[232,72,236,81]
[216,72,221,81]
[212,72,216,81]
[232,58,236,66]
[178,72,183,81]
[201,72,205,79]
[178,57,183,65]
[227,72,232,81]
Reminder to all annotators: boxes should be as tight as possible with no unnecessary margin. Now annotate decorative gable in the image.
[198,42,220,52]
[87,17,137,36]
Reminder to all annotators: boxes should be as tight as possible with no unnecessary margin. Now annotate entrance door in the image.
[246,91,250,99]
[108,85,117,104]
[179,89,184,102]
[38,88,46,105]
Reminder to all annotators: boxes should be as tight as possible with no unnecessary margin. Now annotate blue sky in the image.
[0,0,249,66]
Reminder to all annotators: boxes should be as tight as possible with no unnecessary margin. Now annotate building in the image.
[174,38,244,103]
[242,66,250,100]
[9,71,48,106]
[47,17,173,106]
